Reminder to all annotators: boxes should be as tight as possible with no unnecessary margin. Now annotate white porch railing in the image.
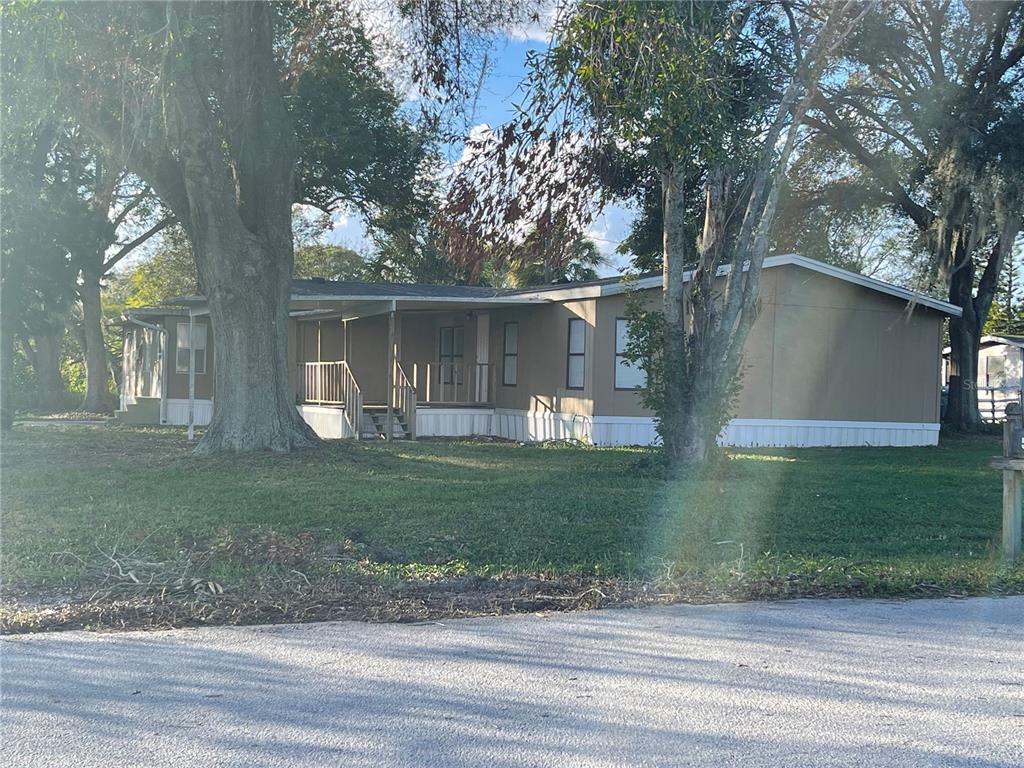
[299,361,363,439]
[412,362,495,405]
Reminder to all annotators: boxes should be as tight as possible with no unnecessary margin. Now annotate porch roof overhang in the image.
[122,306,190,322]
[942,334,1024,356]
[289,294,545,321]
[171,287,546,322]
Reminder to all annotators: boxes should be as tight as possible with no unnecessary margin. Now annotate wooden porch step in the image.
[361,408,410,440]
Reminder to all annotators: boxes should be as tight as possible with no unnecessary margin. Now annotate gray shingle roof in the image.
[290,279,515,299]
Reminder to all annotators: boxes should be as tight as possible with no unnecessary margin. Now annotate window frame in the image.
[502,321,518,387]
[565,317,586,390]
[175,322,207,375]
[986,355,1004,383]
[613,316,647,391]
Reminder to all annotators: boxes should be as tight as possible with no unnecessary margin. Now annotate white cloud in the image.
[586,201,639,276]
[325,210,372,252]
[507,2,560,43]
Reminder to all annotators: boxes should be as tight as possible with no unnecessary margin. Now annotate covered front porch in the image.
[290,291,532,440]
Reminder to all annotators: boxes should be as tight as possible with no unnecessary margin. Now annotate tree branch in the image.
[110,186,152,229]
[101,216,175,273]
[803,102,935,231]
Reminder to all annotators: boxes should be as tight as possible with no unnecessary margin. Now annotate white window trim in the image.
[175,322,207,375]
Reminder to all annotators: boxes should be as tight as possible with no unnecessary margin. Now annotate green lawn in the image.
[1,423,1021,631]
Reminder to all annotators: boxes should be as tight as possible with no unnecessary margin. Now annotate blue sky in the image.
[325,35,638,276]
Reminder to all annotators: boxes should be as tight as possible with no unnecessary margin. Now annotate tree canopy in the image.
[2,0,516,448]
[798,0,1024,430]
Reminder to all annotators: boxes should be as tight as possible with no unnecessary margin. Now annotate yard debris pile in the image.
[4,528,1019,634]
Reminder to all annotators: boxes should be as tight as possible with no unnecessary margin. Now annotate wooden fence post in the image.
[991,402,1024,562]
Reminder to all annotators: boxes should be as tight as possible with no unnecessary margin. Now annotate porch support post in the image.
[386,301,396,441]
[476,312,490,403]
[187,309,196,442]
[159,324,168,425]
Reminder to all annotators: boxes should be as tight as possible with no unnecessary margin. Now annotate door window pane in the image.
[503,322,518,386]
[439,326,464,385]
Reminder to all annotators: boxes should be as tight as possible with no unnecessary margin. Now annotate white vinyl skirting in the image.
[159,401,938,448]
[164,398,214,426]
[162,401,352,436]
[718,419,939,448]
[297,404,357,439]
[411,409,940,448]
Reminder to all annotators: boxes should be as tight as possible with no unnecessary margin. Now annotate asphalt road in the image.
[2,598,1022,767]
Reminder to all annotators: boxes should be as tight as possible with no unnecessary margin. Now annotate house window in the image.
[566,318,585,390]
[986,355,1006,388]
[439,326,464,385]
[502,322,518,386]
[175,322,207,375]
[614,318,647,389]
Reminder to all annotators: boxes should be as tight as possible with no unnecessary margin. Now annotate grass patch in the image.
[1,423,1020,632]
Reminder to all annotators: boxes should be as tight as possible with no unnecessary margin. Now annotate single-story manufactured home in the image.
[941,334,1024,423]
[118,253,959,447]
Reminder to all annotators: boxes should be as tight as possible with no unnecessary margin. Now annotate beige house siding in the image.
[488,300,597,417]
[590,264,944,423]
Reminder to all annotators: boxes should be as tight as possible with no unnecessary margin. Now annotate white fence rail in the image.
[978,386,1022,423]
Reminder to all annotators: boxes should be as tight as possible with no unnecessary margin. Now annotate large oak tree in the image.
[6,2,320,451]
[5,0,527,451]
[800,0,1024,431]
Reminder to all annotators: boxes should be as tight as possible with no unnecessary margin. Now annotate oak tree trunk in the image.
[944,264,982,432]
[937,199,1019,432]
[193,225,318,454]
[1,323,14,430]
[79,266,113,413]
[659,164,694,463]
[25,330,64,410]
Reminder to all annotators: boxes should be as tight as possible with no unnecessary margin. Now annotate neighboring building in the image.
[119,253,959,447]
[941,334,1024,423]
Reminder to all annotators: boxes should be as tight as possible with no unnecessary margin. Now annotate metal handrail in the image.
[392,359,416,439]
